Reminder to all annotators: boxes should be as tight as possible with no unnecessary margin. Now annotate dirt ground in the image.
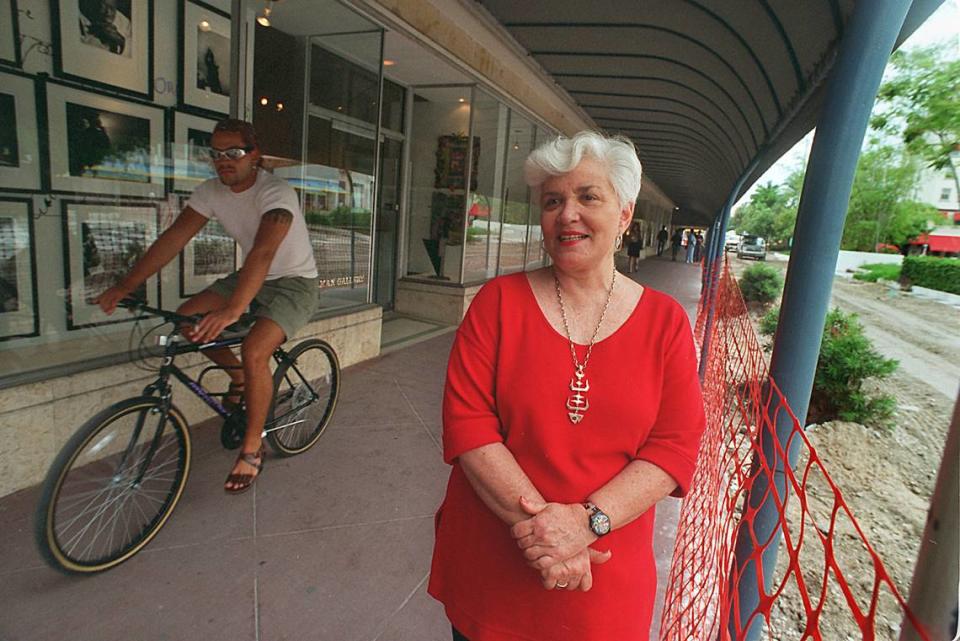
[726,254,957,639]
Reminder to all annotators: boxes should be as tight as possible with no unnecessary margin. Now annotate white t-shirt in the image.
[186,170,318,280]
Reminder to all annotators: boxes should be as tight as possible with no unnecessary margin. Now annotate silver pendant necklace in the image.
[554,265,617,424]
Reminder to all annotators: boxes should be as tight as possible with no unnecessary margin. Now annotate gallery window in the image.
[260,28,386,311]
[403,85,552,285]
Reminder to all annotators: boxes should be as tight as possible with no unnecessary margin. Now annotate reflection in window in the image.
[276,117,375,309]
[311,46,379,126]
[498,113,535,275]
[462,89,504,284]
[405,87,472,282]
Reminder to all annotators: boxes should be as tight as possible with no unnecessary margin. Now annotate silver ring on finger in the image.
[556,581,569,589]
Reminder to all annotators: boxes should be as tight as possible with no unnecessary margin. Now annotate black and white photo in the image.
[180,0,230,114]
[0,71,40,191]
[63,200,158,328]
[0,198,37,340]
[78,0,132,57]
[196,26,229,97]
[172,111,217,193]
[66,102,150,183]
[53,0,153,98]
[0,0,19,67]
[0,94,17,168]
[47,83,164,198]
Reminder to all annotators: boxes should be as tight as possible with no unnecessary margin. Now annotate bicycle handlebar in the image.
[118,298,257,333]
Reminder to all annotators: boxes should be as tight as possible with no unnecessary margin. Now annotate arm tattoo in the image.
[262,208,293,226]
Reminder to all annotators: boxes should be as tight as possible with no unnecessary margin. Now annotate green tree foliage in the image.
[841,141,936,251]
[871,45,960,199]
[730,170,802,249]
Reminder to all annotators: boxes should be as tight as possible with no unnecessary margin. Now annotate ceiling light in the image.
[259,96,269,106]
[383,59,396,67]
[198,20,211,32]
[257,4,272,27]
[276,102,284,111]
[458,97,465,103]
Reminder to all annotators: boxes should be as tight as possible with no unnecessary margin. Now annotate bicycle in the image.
[35,299,340,574]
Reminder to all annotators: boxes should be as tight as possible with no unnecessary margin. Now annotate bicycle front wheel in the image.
[35,397,191,574]
[266,339,340,456]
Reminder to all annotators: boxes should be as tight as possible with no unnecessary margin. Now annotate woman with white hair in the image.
[428,131,706,640]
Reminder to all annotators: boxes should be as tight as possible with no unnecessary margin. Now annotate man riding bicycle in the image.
[96,119,319,494]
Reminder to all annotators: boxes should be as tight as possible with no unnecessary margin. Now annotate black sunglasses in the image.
[206,146,255,161]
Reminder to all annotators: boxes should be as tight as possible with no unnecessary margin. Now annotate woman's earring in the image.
[614,235,623,251]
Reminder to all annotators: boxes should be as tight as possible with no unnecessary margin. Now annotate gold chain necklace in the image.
[554,265,617,424]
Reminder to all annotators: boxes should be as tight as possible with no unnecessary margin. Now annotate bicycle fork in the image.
[127,359,177,487]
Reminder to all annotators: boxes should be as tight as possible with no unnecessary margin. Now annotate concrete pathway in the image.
[0,254,702,641]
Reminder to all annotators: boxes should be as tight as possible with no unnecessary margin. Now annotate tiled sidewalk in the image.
[0,255,702,641]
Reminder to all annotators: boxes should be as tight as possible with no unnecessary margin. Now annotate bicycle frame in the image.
[144,333,247,420]
[121,300,323,439]
[142,325,320,437]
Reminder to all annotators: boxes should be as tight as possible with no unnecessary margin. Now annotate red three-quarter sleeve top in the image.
[428,272,706,641]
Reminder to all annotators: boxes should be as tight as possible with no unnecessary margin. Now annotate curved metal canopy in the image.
[477,0,942,226]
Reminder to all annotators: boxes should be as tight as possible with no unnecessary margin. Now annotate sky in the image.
[733,0,959,208]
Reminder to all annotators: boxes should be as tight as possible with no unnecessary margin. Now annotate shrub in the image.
[739,264,783,304]
[759,305,780,337]
[812,308,898,426]
[757,307,898,428]
[900,255,960,294]
[853,263,901,282]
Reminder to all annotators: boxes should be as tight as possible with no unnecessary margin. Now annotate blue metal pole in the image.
[729,1,913,638]
[700,219,717,293]
[700,217,723,325]
[698,163,757,381]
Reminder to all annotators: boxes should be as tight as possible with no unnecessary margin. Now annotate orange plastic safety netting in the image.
[659,258,931,641]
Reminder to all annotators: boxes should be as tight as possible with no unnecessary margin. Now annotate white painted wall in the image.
[835,250,903,275]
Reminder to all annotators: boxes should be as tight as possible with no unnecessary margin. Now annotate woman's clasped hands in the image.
[510,496,612,592]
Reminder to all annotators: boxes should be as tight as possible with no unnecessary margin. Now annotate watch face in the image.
[590,511,611,536]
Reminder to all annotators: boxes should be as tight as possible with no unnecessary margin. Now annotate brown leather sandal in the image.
[224,447,263,495]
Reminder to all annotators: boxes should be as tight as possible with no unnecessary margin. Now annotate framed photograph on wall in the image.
[51,0,154,99]
[179,218,235,297]
[0,198,38,340]
[0,0,21,67]
[47,83,165,198]
[0,70,41,191]
[62,199,159,329]
[173,111,217,193]
[179,0,230,116]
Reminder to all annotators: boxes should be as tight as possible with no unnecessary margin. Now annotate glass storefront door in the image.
[374,136,403,309]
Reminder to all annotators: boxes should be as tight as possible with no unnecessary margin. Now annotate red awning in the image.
[911,233,960,253]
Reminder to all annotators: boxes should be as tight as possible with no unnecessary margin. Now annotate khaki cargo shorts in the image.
[206,272,319,340]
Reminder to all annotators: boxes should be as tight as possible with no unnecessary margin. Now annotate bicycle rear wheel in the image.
[266,339,340,456]
[35,397,191,574]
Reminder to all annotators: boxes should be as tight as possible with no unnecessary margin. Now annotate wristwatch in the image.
[583,502,611,537]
